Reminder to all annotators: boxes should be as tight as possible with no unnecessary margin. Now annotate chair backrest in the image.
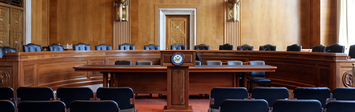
[171,44,187,50]
[56,87,93,108]
[332,87,355,100]
[2,47,17,53]
[237,44,254,50]
[73,43,91,51]
[95,44,112,50]
[210,87,248,109]
[70,100,119,112]
[48,44,64,51]
[259,44,277,51]
[23,43,42,52]
[136,61,152,65]
[144,44,160,50]
[0,100,15,112]
[249,61,266,77]
[17,87,54,101]
[293,87,330,108]
[196,52,203,65]
[195,61,201,65]
[220,99,269,112]
[119,43,135,50]
[312,45,326,52]
[194,44,210,50]
[96,87,134,110]
[251,87,289,107]
[0,87,14,100]
[227,61,243,65]
[206,60,222,65]
[0,47,4,58]
[326,100,355,112]
[18,101,66,112]
[219,43,234,50]
[349,45,355,58]
[115,60,132,65]
[273,99,322,112]
[326,43,345,53]
[287,44,302,51]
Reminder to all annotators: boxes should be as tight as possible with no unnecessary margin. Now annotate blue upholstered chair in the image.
[17,87,54,101]
[227,61,242,65]
[326,100,355,112]
[23,43,42,52]
[70,100,118,112]
[287,44,302,51]
[237,44,254,50]
[95,44,112,50]
[312,44,326,52]
[332,87,355,100]
[220,99,269,112]
[0,87,14,100]
[293,87,330,108]
[259,44,277,51]
[249,61,271,90]
[56,87,94,108]
[119,43,135,50]
[48,44,64,51]
[144,44,159,50]
[219,43,234,50]
[74,43,91,51]
[0,47,4,58]
[194,44,210,50]
[2,47,17,53]
[96,87,137,112]
[273,99,322,112]
[349,44,355,58]
[171,44,187,50]
[209,87,248,112]
[326,43,345,53]
[251,87,289,107]
[18,101,66,112]
[0,100,15,112]
[206,60,222,65]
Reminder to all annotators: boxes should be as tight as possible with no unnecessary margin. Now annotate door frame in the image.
[158,8,196,50]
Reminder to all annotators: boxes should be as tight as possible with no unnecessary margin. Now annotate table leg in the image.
[236,73,240,87]
[101,72,109,87]
[243,73,247,88]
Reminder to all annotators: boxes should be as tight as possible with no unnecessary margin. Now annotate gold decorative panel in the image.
[10,8,22,51]
[0,6,9,47]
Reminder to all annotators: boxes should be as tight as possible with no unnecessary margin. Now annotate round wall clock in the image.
[171,53,184,66]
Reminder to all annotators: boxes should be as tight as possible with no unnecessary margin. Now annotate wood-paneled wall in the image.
[31,0,49,46]
[49,0,113,50]
[320,0,338,46]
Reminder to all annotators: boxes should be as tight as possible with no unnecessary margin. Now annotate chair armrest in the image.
[210,98,214,105]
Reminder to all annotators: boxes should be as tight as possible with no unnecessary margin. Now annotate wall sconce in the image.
[115,0,128,22]
[227,0,240,22]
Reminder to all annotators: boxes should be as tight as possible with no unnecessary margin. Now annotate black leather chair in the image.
[312,44,326,52]
[23,43,42,52]
[259,44,277,51]
[136,61,152,65]
[70,100,119,112]
[251,87,289,107]
[119,43,135,50]
[326,43,345,53]
[73,43,91,51]
[287,44,302,51]
[332,87,355,100]
[219,43,234,50]
[206,60,222,65]
[56,87,94,108]
[97,87,137,112]
[0,87,14,100]
[209,87,248,112]
[2,47,17,53]
[144,44,159,50]
[18,101,66,112]
[249,61,271,91]
[194,44,210,50]
[273,99,322,112]
[220,99,269,112]
[171,44,187,50]
[115,60,132,65]
[17,87,54,101]
[349,45,355,58]
[95,44,112,50]
[0,100,15,112]
[196,52,203,65]
[48,44,64,51]
[326,100,355,112]
[293,87,330,108]
[237,44,254,50]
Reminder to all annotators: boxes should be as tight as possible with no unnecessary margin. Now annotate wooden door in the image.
[0,6,9,47]
[166,15,189,50]
[10,8,22,51]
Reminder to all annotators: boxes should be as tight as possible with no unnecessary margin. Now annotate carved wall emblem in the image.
[342,70,353,87]
[0,70,10,86]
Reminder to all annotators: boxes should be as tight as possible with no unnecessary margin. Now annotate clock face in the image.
[171,53,184,66]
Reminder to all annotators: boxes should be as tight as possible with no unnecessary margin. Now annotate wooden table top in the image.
[74,65,277,73]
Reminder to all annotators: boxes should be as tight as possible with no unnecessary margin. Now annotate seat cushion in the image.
[251,77,271,84]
